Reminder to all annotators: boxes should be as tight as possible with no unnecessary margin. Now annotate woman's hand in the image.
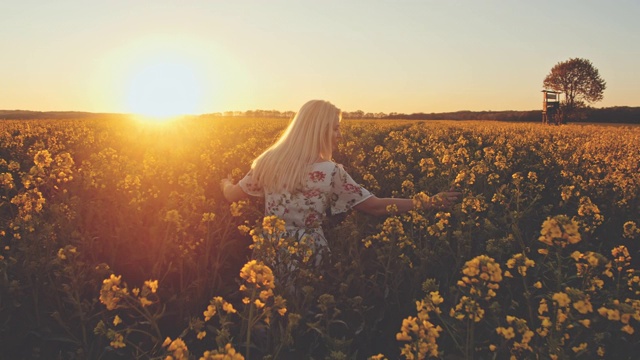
[431,191,463,210]
[220,176,250,202]
[220,177,233,192]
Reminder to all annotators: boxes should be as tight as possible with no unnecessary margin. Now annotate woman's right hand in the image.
[432,191,463,209]
[220,177,233,192]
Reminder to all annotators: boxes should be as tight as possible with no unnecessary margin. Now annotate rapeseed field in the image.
[1,117,638,359]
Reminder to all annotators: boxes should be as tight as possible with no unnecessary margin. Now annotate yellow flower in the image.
[623,221,639,239]
[237,224,251,234]
[200,343,244,360]
[99,274,127,311]
[572,342,587,353]
[538,299,548,315]
[506,253,535,276]
[163,337,172,347]
[552,292,571,307]
[197,331,206,340]
[533,281,542,289]
[139,297,153,307]
[396,331,412,342]
[222,301,237,314]
[578,319,590,328]
[110,332,125,349]
[33,150,53,168]
[230,201,246,217]
[429,291,444,306]
[573,299,593,314]
[539,215,581,247]
[261,215,286,235]
[164,209,182,224]
[144,280,158,293]
[368,354,388,360]
[201,212,216,222]
[166,337,189,360]
[598,307,621,321]
[113,315,122,326]
[204,305,216,321]
[239,260,275,290]
[496,326,515,340]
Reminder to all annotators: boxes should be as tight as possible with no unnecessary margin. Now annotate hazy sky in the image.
[1,0,638,115]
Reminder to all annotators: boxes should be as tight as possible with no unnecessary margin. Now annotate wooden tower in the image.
[542,90,561,124]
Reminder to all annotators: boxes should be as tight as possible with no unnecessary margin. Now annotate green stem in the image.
[555,250,563,292]
[246,287,257,359]
[434,311,464,353]
[522,272,535,326]
[124,295,163,341]
[467,319,475,360]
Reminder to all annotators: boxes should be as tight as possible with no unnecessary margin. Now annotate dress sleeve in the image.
[238,170,264,197]
[330,164,373,215]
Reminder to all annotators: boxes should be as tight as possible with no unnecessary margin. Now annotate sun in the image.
[126,58,203,119]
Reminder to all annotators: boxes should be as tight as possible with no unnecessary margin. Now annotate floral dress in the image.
[238,161,373,260]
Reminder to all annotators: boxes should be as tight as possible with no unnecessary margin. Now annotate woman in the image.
[221,99,461,262]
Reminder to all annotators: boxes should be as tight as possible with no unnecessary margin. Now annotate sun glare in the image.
[126,58,203,120]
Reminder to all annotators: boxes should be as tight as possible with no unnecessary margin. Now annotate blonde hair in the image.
[251,100,341,192]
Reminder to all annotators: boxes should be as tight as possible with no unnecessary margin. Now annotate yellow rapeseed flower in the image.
[572,342,587,353]
[110,332,125,349]
[552,292,571,307]
[239,260,275,290]
[623,221,639,239]
[368,354,388,360]
[496,326,515,340]
[573,299,593,314]
[200,343,244,360]
[222,301,236,314]
[204,305,216,321]
[201,212,216,222]
[539,215,581,247]
[139,297,152,307]
[33,150,53,168]
[165,337,189,360]
[578,319,591,328]
[144,279,158,293]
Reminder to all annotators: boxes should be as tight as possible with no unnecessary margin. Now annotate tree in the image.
[543,58,606,122]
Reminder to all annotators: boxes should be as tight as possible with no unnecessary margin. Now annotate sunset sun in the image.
[126,58,203,119]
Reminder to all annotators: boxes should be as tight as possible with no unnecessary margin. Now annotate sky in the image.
[1,0,639,116]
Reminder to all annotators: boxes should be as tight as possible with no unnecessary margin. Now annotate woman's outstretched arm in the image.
[354,191,462,216]
[220,178,249,203]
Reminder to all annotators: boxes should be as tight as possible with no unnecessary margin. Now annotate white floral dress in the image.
[238,161,373,256]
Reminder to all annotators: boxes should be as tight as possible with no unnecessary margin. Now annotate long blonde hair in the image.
[251,100,341,192]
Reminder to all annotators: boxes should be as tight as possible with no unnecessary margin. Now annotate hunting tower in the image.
[542,90,561,124]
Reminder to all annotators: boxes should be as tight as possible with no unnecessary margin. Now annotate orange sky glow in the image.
[1,1,639,117]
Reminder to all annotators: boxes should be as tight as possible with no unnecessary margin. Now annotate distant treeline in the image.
[374,106,640,124]
[0,110,129,121]
[2,107,639,123]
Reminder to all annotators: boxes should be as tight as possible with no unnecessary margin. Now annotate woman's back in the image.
[239,161,373,233]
